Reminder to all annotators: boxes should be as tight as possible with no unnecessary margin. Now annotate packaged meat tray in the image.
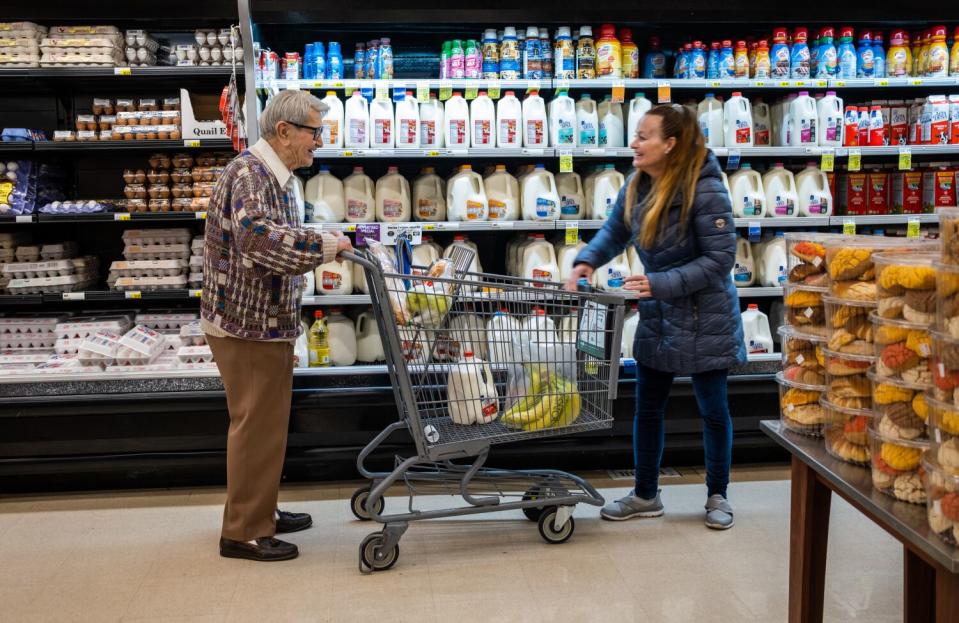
[122,228,191,246]
[77,330,120,367]
[122,244,190,261]
[823,295,876,355]
[874,252,937,323]
[40,242,78,260]
[821,398,873,466]
[822,349,873,411]
[177,345,213,364]
[779,325,826,385]
[107,259,187,278]
[937,262,959,338]
[940,208,959,265]
[869,424,928,504]
[783,284,828,338]
[56,316,132,340]
[776,371,825,436]
[115,325,164,365]
[869,368,929,442]
[921,453,959,546]
[872,313,933,386]
[178,321,205,346]
[928,395,959,477]
[931,330,959,408]
[785,232,840,288]
[134,312,197,330]
[6,274,96,294]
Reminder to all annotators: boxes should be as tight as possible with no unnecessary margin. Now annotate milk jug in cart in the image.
[447,351,499,425]
[487,308,521,364]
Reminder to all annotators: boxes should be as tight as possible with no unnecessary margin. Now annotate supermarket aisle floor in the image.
[0,466,904,623]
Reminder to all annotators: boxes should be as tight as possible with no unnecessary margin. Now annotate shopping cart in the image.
[342,245,625,573]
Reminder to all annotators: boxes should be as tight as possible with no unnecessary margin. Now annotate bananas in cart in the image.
[499,367,582,431]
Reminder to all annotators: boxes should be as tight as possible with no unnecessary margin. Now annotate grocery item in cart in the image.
[869,367,928,441]
[872,313,933,386]
[936,261,959,338]
[783,284,828,338]
[776,371,825,436]
[823,295,876,355]
[875,252,937,322]
[821,398,873,465]
[446,351,498,425]
[779,325,826,385]
[869,423,927,504]
[921,453,959,546]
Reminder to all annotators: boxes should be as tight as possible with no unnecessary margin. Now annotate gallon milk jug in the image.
[599,253,631,291]
[445,234,482,273]
[343,166,375,223]
[698,93,725,148]
[353,262,369,294]
[447,165,489,221]
[356,308,386,362]
[394,91,419,147]
[375,166,411,222]
[521,164,561,221]
[558,314,578,343]
[294,324,309,368]
[496,91,522,148]
[522,90,548,148]
[627,92,653,142]
[447,351,498,425]
[724,91,753,147]
[599,95,626,147]
[576,94,600,147]
[591,164,625,219]
[524,307,557,345]
[304,166,345,222]
[302,270,315,296]
[556,171,585,219]
[549,90,577,147]
[521,233,560,284]
[789,91,818,146]
[741,303,773,356]
[732,237,756,287]
[818,90,844,147]
[485,164,520,221]
[449,312,488,361]
[411,241,440,269]
[627,245,644,276]
[419,95,445,148]
[763,162,799,217]
[487,309,521,364]
[758,234,787,287]
[779,94,796,146]
[796,162,833,216]
[752,97,772,146]
[412,167,446,222]
[327,309,358,366]
[315,258,354,295]
[345,91,370,148]
[556,239,587,282]
[445,91,470,148]
[470,91,496,147]
[622,305,639,359]
[728,163,766,217]
[369,98,394,148]
[320,91,344,148]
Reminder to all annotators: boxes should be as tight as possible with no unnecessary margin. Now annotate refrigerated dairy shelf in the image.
[2,140,234,153]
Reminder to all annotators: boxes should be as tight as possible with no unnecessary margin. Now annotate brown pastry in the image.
[940,340,959,370]
[878,296,906,319]
[789,263,823,283]
[803,272,831,288]
[828,393,871,410]
[785,404,825,425]
[788,306,824,326]
[825,355,871,376]
[942,293,959,319]
[830,375,871,398]
[886,403,924,430]
[846,316,874,341]
[839,340,874,356]
[787,348,820,368]
[829,247,874,281]
[881,342,920,372]
[828,329,855,351]
[904,288,936,314]
[903,304,936,325]
[783,365,825,386]
[832,303,869,328]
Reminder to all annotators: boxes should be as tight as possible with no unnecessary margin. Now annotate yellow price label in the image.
[426,150,441,157]
[794,81,806,87]
[416,83,430,103]
[834,80,846,87]
[847,148,862,172]
[820,151,835,173]
[125,291,142,300]
[709,80,721,87]
[559,151,573,173]
[754,81,766,87]
[113,213,131,221]
[439,83,453,101]
[465,86,479,100]
[309,80,324,89]
[816,80,828,87]
[611,82,625,104]
[189,289,202,298]
[565,221,579,245]
[184,139,201,147]
[779,80,791,87]
[195,211,207,220]
[843,219,856,235]
[876,79,890,87]
[657,81,671,103]
[114,67,132,76]
[898,147,912,170]
[344,87,356,96]
[910,78,923,86]
[487,84,501,99]
[422,223,436,231]
[331,81,345,88]
[907,218,921,238]
[341,150,354,157]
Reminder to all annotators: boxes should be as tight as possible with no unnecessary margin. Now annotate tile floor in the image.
[0,465,905,623]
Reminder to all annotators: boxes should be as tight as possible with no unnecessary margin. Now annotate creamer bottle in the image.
[790,28,811,78]
[375,166,411,222]
[470,91,496,147]
[643,35,667,79]
[591,164,625,219]
[576,94,600,146]
[796,162,833,216]
[728,163,766,217]
[412,167,446,222]
[549,90,577,147]
[344,91,369,148]
[818,91,844,147]
[734,40,749,78]
[369,98,394,148]
[482,29,500,79]
[522,90,548,148]
[698,93,724,148]
[754,39,771,79]
[419,95,445,148]
[394,91,419,147]
[620,28,640,79]
[304,166,345,222]
[763,162,799,217]
[627,93,652,142]
[485,164,519,221]
[595,24,622,78]
[355,308,386,363]
[496,90,522,148]
[770,28,790,77]
[951,26,959,76]
[556,171,585,219]
[789,91,817,146]
[723,91,753,146]
[445,91,470,148]
[753,97,771,146]
[343,166,375,223]
[887,30,910,77]
[598,95,625,148]
[837,27,857,79]
[499,26,520,80]
[554,26,576,79]
[576,25,596,79]
[320,91,344,148]
[447,165,488,222]
[928,25,949,77]
[521,164,561,221]
[732,238,756,287]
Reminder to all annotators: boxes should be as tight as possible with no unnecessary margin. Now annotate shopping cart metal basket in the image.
[342,245,625,573]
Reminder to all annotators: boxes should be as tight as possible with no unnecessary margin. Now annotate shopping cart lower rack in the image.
[342,247,625,573]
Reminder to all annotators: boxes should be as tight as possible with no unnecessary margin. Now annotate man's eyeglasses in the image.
[284,120,322,141]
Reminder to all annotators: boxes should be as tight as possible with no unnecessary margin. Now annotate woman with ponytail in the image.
[567,104,745,529]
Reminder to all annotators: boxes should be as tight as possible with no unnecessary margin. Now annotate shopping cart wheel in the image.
[521,487,546,522]
[360,532,399,572]
[537,508,575,544]
[351,487,384,521]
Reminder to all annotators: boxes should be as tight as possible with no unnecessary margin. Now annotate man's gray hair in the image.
[259,90,329,139]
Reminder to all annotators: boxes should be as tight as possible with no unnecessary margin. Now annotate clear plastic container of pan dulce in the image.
[783,284,828,338]
[939,207,959,265]
[927,394,959,477]
[936,262,959,339]
[821,398,874,465]
[868,367,929,442]
[825,236,935,300]
[785,232,842,288]
[868,422,928,504]
[921,453,959,546]
[874,252,937,323]
[822,348,873,411]
[823,295,876,356]
[931,330,959,409]
[871,313,933,386]
[776,371,825,436]
[779,325,826,386]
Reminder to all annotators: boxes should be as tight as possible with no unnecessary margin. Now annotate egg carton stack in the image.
[55,315,132,357]
[3,243,99,294]
[0,314,66,374]
[0,232,31,292]
[110,229,190,291]
[0,22,45,68]
[175,319,213,368]
[54,97,181,144]
[189,236,204,288]
[171,28,243,68]
[136,311,198,354]
[170,152,227,213]
[123,30,159,67]
[40,25,123,67]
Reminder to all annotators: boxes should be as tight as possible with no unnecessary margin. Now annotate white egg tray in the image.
[108,259,187,278]
[111,275,188,291]
[104,362,177,374]
[54,337,82,354]
[6,275,96,294]
[0,248,15,262]
[40,52,125,66]
[0,44,39,55]
[0,316,63,334]
[56,316,132,340]
[15,246,40,262]
[162,333,183,351]
[32,356,83,373]
[77,330,120,367]
[177,345,213,364]
[3,256,96,279]
[178,321,206,346]
[122,244,190,261]
[115,325,165,365]
[49,26,119,35]
[40,242,78,260]
[0,349,55,364]
[0,362,38,372]
[191,238,204,253]
[0,334,56,349]
[134,312,197,330]
[188,254,204,270]
[123,228,191,246]
[188,272,202,284]
[177,361,218,371]
[0,54,39,66]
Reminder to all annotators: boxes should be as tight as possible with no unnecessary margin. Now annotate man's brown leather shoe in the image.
[219,537,298,561]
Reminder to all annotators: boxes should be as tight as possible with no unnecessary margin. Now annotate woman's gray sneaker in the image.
[600,490,664,521]
[704,494,734,530]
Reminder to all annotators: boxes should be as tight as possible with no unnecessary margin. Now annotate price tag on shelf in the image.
[794,80,807,87]
[907,218,921,239]
[898,147,912,170]
[113,213,131,221]
[834,80,846,87]
[309,80,324,89]
[583,148,606,156]
[425,150,442,157]
[820,149,835,173]
[340,150,354,157]
[565,221,579,245]
[422,223,436,231]
[355,223,381,247]
[747,220,762,242]
[344,86,356,96]
[754,80,766,87]
[113,67,132,76]
[195,211,207,220]
[875,78,890,87]
[63,292,85,301]
[815,80,828,88]
[15,215,31,223]
[489,221,514,229]
[439,82,453,100]
[847,148,862,172]
[555,80,571,93]
[726,149,741,171]
[910,78,923,86]
[382,223,422,246]
[183,140,201,147]
[611,81,625,104]
[189,289,202,298]
[124,291,142,300]
[521,148,545,156]
[336,81,350,89]
[374,84,389,102]
[465,86,479,100]
[778,80,792,88]
[416,82,430,103]
[843,218,857,235]
[709,80,721,88]
[487,83,501,99]
[657,81,671,103]
[558,150,574,173]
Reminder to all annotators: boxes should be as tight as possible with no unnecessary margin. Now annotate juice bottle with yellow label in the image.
[887,30,910,77]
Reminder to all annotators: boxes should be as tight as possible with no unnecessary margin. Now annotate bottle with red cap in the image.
[734,40,749,79]
[643,35,666,79]
[843,105,860,147]
[720,39,735,79]
[856,30,874,78]
[771,27,790,77]
[818,27,838,78]
[928,25,949,77]
[595,24,622,78]
[690,41,707,79]
[872,31,886,78]
[837,27,857,79]
[754,40,771,79]
[790,28,811,78]
[918,29,931,76]
[887,30,911,76]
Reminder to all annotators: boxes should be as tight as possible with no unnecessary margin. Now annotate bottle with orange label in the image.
[918,29,931,76]
[754,40,771,79]
[595,24,622,78]
[734,40,749,79]
[619,27,639,79]
[927,25,949,77]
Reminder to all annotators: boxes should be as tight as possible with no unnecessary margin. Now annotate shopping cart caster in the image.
[521,487,546,522]
[537,507,575,544]
[350,486,385,521]
[359,532,400,572]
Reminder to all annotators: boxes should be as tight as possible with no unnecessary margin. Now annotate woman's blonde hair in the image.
[625,103,707,249]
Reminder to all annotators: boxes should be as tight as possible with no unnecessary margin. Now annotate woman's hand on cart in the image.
[624,275,653,298]
[332,231,353,262]
[565,263,594,291]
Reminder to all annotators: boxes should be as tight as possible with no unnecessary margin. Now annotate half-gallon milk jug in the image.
[523,307,557,345]
[327,308,358,366]
[445,234,482,273]
[622,304,639,359]
[627,246,645,276]
[447,351,498,425]
[591,164,625,219]
[627,92,653,142]
[496,91,522,148]
[413,167,446,222]
[353,262,369,294]
[485,164,519,221]
[818,90,844,147]
[752,97,772,146]
[732,237,756,287]
[521,233,560,284]
[558,314,578,343]
[470,91,496,147]
[599,95,625,147]
[320,91,344,148]
[741,304,773,356]
[576,94,600,147]
[599,253,631,291]
[522,90,548,148]
[556,171,585,219]
[556,239,587,282]
[356,308,385,362]
[796,162,833,216]
[549,90,577,147]
[698,93,725,147]
[344,166,375,223]
[728,163,766,217]
[789,91,818,146]
[294,323,309,368]
[304,166,345,222]
[447,165,488,221]
[315,258,354,295]
[445,91,470,148]
[369,98,394,148]
[487,309,521,365]
[724,91,753,147]
[375,166,411,222]
[758,234,787,287]
[763,162,799,217]
[394,91,419,147]
[345,91,369,148]
[419,95,445,148]
[521,164,561,221]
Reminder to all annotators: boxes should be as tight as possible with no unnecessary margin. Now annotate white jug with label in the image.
[556,171,585,219]
[598,253,631,292]
[394,91,419,147]
[763,162,799,217]
[412,241,440,269]
[582,167,600,215]
[327,308,358,366]
[487,309,521,364]
[622,304,639,359]
[627,92,653,142]
[741,303,773,356]
[369,98,394,148]
[789,91,818,147]
[375,166,411,222]
[345,91,369,148]
[521,233,560,284]
[444,234,482,273]
[343,166,375,223]
[796,162,833,217]
[412,167,446,222]
[353,261,369,294]
[315,259,354,295]
[523,307,557,345]
[557,314,578,343]
[779,94,796,146]
[759,234,788,287]
[302,270,315,296]
[521,164,561,221]
[723,91,753,147]
[752,97,772,146]
[599,95,625,148]
[485,164,520,221]
[449,312,488,361]
[447,165,488,222]
[304,166,344,222]
[698,93,725,148]
[470,91,496,147]
[556,239,586,282]
[447,351,498,425]
[419,95,445,148]
[576,95,600,147]
[522,90,548,148]
[818,90,844,147]
[728,163,766,218]
[356,308,385,362]
[591,164,625,219]
[445,92,470,148]
[320,91,344,148]
[627,246,644,276]
[496,91,522,148]
[294,322,309,368]
[732,237,756,287]
[549,90,577,147]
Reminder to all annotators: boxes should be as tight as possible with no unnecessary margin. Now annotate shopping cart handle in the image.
[337,250,378,271]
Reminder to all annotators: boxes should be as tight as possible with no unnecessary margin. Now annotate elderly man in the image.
[202,90,351,562]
